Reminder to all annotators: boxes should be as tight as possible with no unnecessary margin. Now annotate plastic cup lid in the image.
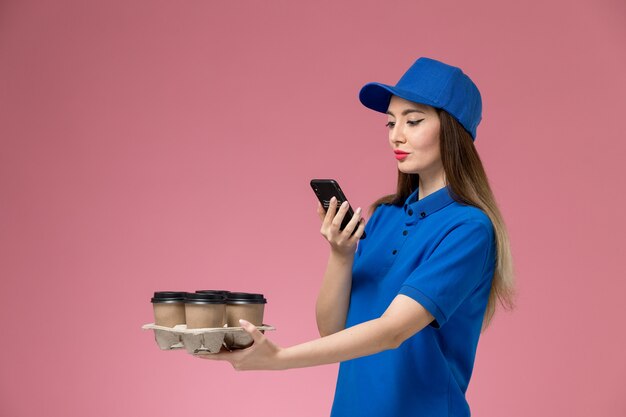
[151,291,187,303]
[196,290,231,295]
[226,292,267,304]
[184,292,226,304]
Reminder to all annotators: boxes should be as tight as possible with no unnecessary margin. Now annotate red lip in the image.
[394,150,410,154]
[395,153,408,160]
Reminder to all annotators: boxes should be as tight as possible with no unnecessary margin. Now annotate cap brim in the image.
[359,82,439,113]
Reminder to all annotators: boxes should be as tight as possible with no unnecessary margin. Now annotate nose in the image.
[389,124,405,145]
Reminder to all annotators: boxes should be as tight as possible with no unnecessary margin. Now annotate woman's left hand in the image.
[193,319,285,371]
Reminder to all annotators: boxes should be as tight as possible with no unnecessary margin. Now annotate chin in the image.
[398,164,422,175]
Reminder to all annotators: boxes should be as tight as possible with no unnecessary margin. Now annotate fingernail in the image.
[239,319,249,326]
[331,196,336,202]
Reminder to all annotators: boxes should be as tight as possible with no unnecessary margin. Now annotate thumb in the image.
[239,319,264,344]
[317,201,326,222]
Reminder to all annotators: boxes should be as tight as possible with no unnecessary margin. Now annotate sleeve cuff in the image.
[398,285,447,329]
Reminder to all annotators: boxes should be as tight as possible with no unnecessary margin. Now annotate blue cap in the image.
[359,57,483,140]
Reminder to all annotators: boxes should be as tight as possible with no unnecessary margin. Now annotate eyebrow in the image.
[386,109,425,117]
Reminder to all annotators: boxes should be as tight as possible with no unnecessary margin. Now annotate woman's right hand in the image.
[317,196,366,257]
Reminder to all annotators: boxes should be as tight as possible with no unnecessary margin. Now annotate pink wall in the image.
[1,1,624,416]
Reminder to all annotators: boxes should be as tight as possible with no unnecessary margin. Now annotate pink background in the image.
[1,1,625,416]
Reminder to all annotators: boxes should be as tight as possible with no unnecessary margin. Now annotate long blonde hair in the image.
[369,108,516,331]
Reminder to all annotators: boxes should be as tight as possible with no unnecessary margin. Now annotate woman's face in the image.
[386,95,442,177]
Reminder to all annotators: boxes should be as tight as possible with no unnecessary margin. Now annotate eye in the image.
[407,119,424,126]
[385,121,395,129]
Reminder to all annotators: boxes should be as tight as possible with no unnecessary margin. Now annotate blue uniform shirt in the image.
[329,185,496,417]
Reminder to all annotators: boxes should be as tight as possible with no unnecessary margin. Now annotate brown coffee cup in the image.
[184,292,226,329]
[151,292,187,328]
[224,292,267,349]
[225,292,267,327]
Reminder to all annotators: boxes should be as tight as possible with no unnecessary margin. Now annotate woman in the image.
[196,57,516,416]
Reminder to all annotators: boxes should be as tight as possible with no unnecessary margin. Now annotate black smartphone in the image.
[310,179,366,239]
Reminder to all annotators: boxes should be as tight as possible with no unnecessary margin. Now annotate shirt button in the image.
[408,209,413,215]
[402,230,408,236]
[392,249,398,255]
[420,212,426,218]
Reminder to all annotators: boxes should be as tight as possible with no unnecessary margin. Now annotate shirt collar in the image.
[403,185,455,222]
